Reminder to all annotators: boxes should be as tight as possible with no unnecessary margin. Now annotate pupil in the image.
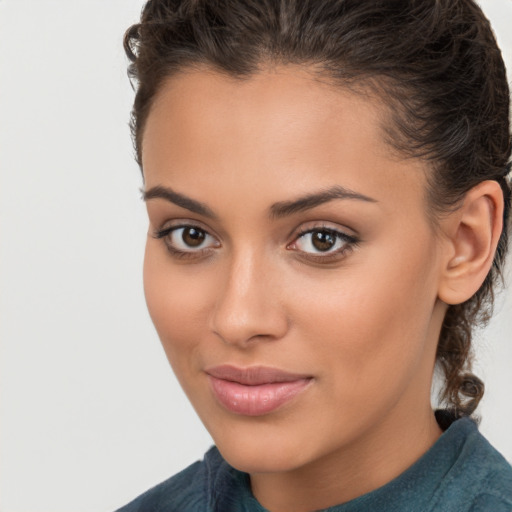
[183,228,205,247]
[312,230,335,251]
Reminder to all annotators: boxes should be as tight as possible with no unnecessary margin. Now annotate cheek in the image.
[290,236,439,397]
[143,241,212,365]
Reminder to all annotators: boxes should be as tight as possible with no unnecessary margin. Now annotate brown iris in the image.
[311,230,336,251]
[182,227,206,247]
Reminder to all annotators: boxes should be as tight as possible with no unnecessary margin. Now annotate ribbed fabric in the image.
[116,417,512,511]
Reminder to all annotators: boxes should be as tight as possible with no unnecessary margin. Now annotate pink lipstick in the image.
[205,365,312,416]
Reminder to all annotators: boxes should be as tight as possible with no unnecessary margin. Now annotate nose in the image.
[210,249,289,347]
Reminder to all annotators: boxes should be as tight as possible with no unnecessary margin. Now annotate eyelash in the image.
[153,223,359,262]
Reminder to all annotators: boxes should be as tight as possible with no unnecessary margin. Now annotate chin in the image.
[208,420,319,474]
[219,442,305,474]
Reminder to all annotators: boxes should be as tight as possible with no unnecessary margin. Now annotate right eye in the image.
[153,225,220,258]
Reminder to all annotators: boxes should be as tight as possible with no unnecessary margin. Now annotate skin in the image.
[140,66,490,512]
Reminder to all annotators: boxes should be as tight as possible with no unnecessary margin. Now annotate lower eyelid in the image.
[294,243,356,263]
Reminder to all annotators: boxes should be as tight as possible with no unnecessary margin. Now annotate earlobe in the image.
[438,180,504,305]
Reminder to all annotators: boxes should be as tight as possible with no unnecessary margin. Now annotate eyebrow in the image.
[143,185,217,219]
[269,185,377,219]
[142,184,377,219]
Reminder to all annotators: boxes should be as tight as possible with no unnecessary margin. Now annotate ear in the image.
[438,180,504,305]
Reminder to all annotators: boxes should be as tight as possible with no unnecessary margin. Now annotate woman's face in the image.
[142,67,447,477]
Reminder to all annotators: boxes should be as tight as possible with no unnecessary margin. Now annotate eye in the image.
[288,227,358,260]
[153,224,220,258]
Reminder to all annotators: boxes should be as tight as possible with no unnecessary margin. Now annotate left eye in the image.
[291,228,355,254]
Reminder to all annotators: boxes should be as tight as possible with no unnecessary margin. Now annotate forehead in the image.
[144,66,390,160]
[142,66,429,214]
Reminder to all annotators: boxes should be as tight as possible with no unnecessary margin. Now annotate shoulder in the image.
[429,417,512,512]
[115,446,227,512]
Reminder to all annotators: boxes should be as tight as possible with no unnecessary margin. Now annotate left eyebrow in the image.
[269,185,377,219]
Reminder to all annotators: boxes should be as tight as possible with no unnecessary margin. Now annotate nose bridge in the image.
[211,245,287,346]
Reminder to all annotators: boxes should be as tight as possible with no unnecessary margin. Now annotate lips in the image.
[205,365,312,416]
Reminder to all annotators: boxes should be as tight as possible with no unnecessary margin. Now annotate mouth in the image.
[205,365,313,416]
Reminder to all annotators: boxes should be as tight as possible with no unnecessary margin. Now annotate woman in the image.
[117,0,512,510]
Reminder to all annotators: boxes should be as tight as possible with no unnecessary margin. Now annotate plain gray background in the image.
[0,1,511,511]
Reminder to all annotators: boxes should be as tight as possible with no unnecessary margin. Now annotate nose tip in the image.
[212,306,287,346]
[210,260,288,347]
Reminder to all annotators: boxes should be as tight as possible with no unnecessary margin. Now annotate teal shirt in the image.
[116,417,512,511]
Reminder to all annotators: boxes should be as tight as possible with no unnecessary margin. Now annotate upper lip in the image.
[205,365,312,386]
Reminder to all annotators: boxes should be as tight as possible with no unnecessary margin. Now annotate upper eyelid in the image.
[296,226,350,236]
[291,221,357,240]
[155,224,217,242]
[154,219,218,237]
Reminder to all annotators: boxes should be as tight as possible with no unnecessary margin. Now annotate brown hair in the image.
[124,0,511,417]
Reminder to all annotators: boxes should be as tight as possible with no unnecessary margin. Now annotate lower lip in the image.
[208,376,312,416]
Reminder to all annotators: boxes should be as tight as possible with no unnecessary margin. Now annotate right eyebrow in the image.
[142,185,217,219]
